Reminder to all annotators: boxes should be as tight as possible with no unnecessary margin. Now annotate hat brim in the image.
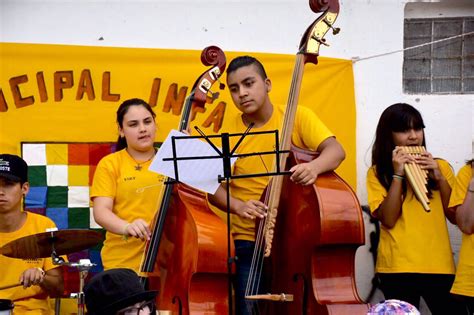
[88,290,158,315]
[0,173,22,182]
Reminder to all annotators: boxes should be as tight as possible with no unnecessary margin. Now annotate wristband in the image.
[392,174,404,180]
[122,223,131,241]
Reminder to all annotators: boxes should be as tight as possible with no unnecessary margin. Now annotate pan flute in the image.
[400,146,431,212]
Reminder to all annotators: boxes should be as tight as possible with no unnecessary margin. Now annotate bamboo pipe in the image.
[400,146,431,212]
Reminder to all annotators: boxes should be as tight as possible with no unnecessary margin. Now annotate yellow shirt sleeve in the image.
[292,106,334,151]
[366,166,386,214]
[449,164,472,208]
[449,164,474,296]
[90,153,118,199]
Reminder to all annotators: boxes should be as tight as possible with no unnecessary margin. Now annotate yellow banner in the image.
[0,43,356,188]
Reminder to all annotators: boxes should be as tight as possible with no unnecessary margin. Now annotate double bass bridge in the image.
[245,293,294,302]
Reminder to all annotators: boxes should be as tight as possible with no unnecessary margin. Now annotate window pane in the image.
[466,19,474,32]
[404,78,431,94]
[464,78,474,92]
[433,78,461,92]
[463,57,474,78]
[405,20,432,37]
[405,38,432,58]
[404,59,431,78]
[433,38,462,58]
[463,33,474,56]
[434,20,462,37]
[433,59,461,77]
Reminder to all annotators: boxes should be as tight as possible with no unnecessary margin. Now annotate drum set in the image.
[0,229,103,315]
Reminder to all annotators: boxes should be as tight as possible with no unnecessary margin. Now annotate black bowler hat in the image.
[0,154,28,183]
[84,268,157,315]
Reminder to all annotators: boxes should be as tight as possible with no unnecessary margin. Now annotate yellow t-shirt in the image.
[0,212,58,315]
[366,159,455,274]
[90,149,165,272]
[449,164,474,297]
[215,105,333,241]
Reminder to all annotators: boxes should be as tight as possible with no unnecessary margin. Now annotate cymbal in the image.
[1,229,103,259]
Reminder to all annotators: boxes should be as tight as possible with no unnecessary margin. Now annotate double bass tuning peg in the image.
[313,36,330,47]
[207,79,225,102]
[323,18,340,35]
[208,90,220,102]
[217,77,225,90]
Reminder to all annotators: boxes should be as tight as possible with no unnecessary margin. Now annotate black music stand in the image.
[162,124,290,315]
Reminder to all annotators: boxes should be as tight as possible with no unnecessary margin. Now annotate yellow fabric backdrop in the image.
[0,42,356,188]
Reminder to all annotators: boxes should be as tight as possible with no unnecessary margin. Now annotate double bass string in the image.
[246,186,270,298]
[245,56,304,299]
[138,178,168,278]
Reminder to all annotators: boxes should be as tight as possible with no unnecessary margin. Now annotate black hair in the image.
[226,55,268,80]
[371,103,436,196]
[116,98,156,151]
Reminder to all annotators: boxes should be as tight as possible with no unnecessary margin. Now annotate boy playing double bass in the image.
[208,55,345,315]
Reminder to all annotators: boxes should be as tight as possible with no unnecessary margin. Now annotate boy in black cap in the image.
[0,154,64,314]
[84,268,157,315]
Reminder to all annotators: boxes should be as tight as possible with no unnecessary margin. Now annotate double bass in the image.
[140,46,234,314]
[245,1,368,314]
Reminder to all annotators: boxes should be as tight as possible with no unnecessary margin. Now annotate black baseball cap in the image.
[0,154,28,183]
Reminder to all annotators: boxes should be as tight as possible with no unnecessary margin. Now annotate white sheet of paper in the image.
[149,130,235,194]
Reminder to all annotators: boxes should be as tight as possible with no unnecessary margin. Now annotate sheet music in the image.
[149,129,235,194]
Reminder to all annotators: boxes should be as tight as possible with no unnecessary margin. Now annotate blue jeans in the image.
[234,240,262,315]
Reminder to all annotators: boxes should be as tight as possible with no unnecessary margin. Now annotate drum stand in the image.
[52,252,95,315]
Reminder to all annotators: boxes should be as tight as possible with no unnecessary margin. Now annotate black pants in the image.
[453,294,474,315]
[467,296,474,315]
[378,273,467,315]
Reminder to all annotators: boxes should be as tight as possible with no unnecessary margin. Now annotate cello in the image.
[140,46,234,314]
[245,1,368,314]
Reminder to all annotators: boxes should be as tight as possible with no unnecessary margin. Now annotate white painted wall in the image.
[1,0,473,308]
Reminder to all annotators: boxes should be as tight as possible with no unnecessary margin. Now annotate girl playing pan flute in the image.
[366,103,464,314]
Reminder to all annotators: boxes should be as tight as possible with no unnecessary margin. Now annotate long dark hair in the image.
[371,103,437,195]
[116,98,156,151]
